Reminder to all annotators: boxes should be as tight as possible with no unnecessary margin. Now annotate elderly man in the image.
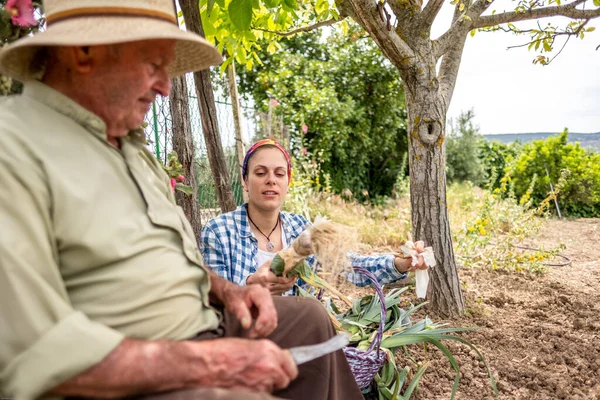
[0,1,363,399]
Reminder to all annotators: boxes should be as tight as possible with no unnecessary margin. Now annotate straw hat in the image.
[0,0,223,82]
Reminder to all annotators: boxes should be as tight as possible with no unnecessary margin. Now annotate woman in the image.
[200,139,428,295]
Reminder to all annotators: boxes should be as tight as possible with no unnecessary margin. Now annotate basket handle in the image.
[352,266,386,354]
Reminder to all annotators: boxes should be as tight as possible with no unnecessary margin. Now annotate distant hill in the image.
[483,132,600,152]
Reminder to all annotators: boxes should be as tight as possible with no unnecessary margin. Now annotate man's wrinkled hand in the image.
[194,338,298,393]
[247,260,296,295]
[221,282,278,338]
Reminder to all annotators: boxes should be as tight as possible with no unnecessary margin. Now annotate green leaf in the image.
[587,26,596,32]
[401,364,428,398]
[229,0,253,31]
[594,0,600,6]
[267,41,279,54]
[219,55,234,74]
[543,40,552,52]
[175,183,194,195]
[207,0,215,16]
[201,10,217,36]
[263,0,281,7]
[282,0,299,10]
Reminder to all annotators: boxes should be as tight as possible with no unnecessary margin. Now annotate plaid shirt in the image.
[199,204,407,293]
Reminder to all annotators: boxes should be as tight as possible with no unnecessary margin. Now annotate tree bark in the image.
[179,0,237,213]
[405,86,465,317]
[169,75,203,236]
[226,59,248,203]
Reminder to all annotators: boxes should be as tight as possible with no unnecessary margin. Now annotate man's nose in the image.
[155,67,171,97]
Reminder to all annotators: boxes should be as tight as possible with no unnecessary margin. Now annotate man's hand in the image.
[394,240,429,273]
[192,338,298,393]
[247,260,296,295]
[209,272,279,338]
[50,337,298,397]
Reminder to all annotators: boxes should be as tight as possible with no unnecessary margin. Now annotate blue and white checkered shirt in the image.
[199,204,407,293]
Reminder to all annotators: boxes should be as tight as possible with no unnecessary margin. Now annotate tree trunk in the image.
[333,0,466,317]
[179,0,237,213]
[404,84,465,318]
[169,75,203,236]
[226,59,248,203]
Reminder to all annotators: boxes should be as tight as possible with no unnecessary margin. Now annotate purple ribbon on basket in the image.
[343,266,388,390]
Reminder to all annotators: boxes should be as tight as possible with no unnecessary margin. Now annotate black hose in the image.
[510,245,572,267]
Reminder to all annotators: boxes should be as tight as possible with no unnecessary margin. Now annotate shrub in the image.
[510,129,600,217]
[478,140,521,191]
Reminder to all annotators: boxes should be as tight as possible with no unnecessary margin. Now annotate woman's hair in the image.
[242,139,292,181]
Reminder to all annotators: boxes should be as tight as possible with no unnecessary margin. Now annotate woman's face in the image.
[244,147,289,212]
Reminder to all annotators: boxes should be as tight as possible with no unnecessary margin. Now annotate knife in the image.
[288,333,350,365]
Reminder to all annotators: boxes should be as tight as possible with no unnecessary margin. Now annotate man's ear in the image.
[66,46,96,74]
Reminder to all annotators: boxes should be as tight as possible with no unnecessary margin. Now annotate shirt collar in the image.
[235,204,296,242]
[23,80,146,148]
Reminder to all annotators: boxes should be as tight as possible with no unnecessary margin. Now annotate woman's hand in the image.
[247,260,297,295]
[394,240,430,273]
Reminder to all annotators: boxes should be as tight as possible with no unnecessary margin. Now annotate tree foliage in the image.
[236,28,408,199]
[196,0,344,72]
[446,109,486,186]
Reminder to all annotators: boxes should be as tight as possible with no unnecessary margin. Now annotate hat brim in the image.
[0,16,223,82]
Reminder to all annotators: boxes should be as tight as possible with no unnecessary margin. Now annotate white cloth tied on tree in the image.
[399,240,436,298]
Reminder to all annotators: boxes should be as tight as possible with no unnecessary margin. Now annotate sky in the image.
[430,1,600,135]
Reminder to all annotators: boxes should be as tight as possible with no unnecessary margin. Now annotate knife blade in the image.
[288,333,350,365]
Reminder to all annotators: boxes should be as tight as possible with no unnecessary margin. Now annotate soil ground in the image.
[352,218,600,399]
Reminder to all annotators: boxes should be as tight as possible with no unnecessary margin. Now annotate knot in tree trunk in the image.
[417,117,443,146]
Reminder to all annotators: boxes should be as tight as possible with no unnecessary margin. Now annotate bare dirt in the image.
[356,218,600,399]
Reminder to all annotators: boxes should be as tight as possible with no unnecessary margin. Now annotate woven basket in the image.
[342,266,388,390]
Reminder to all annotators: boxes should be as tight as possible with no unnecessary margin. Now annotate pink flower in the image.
[176,174,185,182]
[301,124,308,134]
[170,178,177,192]
[269,98,279,107]
[301,148,308,156]
[5,0,37,27]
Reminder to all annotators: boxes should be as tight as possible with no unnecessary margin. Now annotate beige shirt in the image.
[0,82,219,400]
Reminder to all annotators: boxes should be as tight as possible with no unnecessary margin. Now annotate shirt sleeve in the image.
[344,252,408,287]
[0,136,124,400]
[199,224,244,284]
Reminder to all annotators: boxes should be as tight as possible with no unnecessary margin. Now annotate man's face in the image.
[90,39,175,138]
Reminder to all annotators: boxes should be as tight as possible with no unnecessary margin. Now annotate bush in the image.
[478,140,521,191]
[510,129,600,217]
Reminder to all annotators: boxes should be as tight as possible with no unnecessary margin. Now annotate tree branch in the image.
[387,0,421,33]
[433,0,492,59]
[337,0,416,69]
[422,0,446,27]
[252,17,344,37]
[472,1,600,29]
[438,30,468,108]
